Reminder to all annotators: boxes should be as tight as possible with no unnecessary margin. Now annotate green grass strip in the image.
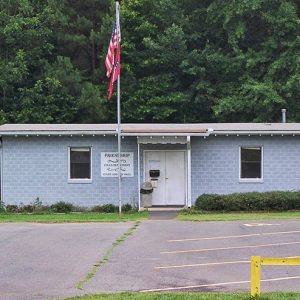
[76,221,140,290]
[0,212,148,223]
[177,210,300,222]
[60,292,300,300]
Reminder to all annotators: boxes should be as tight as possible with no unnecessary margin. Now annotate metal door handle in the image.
[165,177,169,179]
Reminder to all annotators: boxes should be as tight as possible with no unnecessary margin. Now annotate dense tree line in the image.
[0,0,299,124]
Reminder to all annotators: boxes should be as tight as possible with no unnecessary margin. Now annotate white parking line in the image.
[140,275,300,292]
[156,256,300,270]
[161,241,300,254]
[244,223,281,227]
[167,230,300,243]
[155,260,249,269]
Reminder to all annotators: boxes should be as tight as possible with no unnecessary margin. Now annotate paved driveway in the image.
[1,220,300,300]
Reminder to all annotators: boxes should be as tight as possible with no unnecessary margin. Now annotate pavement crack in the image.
[75,221,140,290]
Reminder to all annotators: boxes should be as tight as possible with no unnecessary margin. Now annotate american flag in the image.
[105,21,121,79]
[108,44,120,99]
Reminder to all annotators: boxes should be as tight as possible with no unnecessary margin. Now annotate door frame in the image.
[143,150,188,206]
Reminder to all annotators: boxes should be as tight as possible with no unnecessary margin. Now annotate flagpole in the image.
[116,0,122,219]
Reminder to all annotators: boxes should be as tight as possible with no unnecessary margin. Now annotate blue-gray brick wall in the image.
[2,135,300,206]
[2,136,139,206]
[191,135,300,201]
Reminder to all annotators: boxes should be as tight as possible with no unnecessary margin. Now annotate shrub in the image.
[91,204,118,213]
[122,203,133,212]
[195,191,300,212]
[102,204,118,213]
[19,205,35,213]
[91,203,136,213]
[6,205,18,213]
[71,205,87,212]
[0,200,5,212]
[91,205,102,212]
[50,201,74,213]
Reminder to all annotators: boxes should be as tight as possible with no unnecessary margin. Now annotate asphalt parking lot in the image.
[1,220,300,300]
[85,219,300,294]
[0,222,132,300]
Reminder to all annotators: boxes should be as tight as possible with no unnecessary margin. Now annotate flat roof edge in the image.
[0,130,117,136]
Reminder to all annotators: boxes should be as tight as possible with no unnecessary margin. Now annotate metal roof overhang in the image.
[0,130,116,136]
[137,136,189,144]
[122,129,210,137]
[2,128,300,137]
[212,130,300,135]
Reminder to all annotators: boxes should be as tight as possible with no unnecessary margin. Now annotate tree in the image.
[0,0,299,124]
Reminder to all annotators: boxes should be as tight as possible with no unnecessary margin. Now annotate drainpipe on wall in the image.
[0,137,2,202]
[187,136,192,208]
[282,109,287,123]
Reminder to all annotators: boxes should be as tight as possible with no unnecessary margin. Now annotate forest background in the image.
[0,0,299,124]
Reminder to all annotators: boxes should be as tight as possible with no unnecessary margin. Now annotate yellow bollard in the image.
[251,256,261,297]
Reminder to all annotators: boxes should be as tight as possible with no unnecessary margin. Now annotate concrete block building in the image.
[0,123,299,209]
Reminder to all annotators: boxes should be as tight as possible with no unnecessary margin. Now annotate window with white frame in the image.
[240,147,262,180]
[69,147,91,180]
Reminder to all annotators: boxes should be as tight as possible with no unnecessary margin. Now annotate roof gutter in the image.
[212,131,300,135]
[0,130,117,137]
[0,129,213,137]
[2,129,299,137]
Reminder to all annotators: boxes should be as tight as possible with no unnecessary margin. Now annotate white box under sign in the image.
[101,152,134,177]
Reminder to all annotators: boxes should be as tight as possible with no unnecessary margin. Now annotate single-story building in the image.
[0,123,300,209]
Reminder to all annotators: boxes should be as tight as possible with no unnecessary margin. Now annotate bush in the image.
[195,191,300,212]
[0,200,5,212]
[3,202,136,214]
[6,205,18,213]
[122,203,133,212]
[91,203,136,213]
[91,204,118,213]
[19,205,35,213]
[50,201,74,213]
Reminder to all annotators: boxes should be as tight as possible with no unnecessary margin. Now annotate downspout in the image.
[0,137,3,203]
[187,136,192,208]
[137,139,141,210]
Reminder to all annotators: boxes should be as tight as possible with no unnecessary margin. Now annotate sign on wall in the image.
[101,152,134,177]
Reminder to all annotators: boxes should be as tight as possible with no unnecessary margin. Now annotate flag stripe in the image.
[106,8,121,99]
[105,21,121,79]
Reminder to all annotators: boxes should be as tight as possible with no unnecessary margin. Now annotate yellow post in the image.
[251,256,261,297]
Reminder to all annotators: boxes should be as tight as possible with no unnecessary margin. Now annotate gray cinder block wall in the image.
[191,135,300,201]
[2,136,139,206]
[1,135,300,206]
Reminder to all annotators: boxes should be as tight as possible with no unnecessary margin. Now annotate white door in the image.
[145,151,186,206]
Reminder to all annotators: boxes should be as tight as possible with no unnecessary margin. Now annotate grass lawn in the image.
[177,210,300,222]
[61,292,300,300]
[0,211,148,223]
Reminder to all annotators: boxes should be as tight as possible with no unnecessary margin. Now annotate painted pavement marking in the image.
[244,223,281,227]
[140,275,300,293]
[167,230,300,243]
[155,260,249,269]
[155,256,300,270]
[161,241,300,254]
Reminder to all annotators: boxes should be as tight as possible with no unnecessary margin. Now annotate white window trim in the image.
[239,146,264,183]
[68,147,92,184]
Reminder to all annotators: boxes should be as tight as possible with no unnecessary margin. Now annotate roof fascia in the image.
[0,130,117,136]
[212,131,300,135]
